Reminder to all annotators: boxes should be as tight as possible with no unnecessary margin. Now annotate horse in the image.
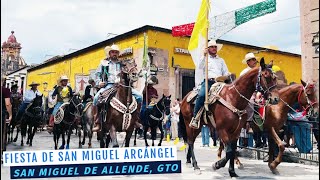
[20,94,43,146]
[79,102,94,148]
[141,94,171,147]
[53,94,83,149]
[179,58,279,177]
[239,80,318,174]
[7,95,22,143]
[99,59,141,148]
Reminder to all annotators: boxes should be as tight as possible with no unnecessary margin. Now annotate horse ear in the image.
[300,79,307,87]
[163,94,165,98]
[260,57,266,70]
[169,95,171,98]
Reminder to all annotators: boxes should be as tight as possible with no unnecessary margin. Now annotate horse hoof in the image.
[13,138,17,142]
[229,171,239,178]
[82,141,85,145]
[194,168,201,175]
[26,141,29,145]
[66,145,70,149]
[59,145,64,149]
[158,143,161,146]
[186,163,192,168]
[237,163,244,170]
[79,144,82,148]
[21,143,24,146]
[113,145,119,148]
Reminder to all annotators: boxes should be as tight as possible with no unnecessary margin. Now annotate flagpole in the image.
[204,0,209,111]
[144,32,148,106]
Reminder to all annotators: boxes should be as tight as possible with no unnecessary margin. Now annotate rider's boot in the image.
[92,106,101,132]
[189,117,200,129]
[47,115,54,132]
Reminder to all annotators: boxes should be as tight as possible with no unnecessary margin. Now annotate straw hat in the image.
[208,40,223,51]
[104,44,120,58]
[60,75,69,82]
[242,52,258,64]
[28,81,40,86]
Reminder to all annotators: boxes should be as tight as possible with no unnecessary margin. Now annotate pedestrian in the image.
[1,77,12,160]
[170,98,180,140]
[201,125,210,147]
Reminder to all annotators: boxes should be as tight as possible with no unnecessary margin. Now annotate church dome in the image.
[7,31,17,43]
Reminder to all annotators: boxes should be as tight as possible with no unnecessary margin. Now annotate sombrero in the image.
[60,75,69,82]
[208,40,223,52]
[242,52,259,64]
[28,81,40,86]
[104,44,120,58]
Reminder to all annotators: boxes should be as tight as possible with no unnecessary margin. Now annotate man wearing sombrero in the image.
[10,84,22,103]
[190,39,230,129]
[92,44,142,132]
[15,81,42,126]
[240,52,258,77]
[47,75,73,132]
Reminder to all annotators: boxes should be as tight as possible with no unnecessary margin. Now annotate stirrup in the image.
[189,117,200,129]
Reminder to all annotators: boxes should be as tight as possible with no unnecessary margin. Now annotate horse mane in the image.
[230,67,259,87]
[278,83,301,94]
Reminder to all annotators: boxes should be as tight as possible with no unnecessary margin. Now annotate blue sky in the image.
[1,0,301,65]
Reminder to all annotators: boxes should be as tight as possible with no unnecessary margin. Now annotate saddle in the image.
[83,102,93,113]
[97,87,118,106]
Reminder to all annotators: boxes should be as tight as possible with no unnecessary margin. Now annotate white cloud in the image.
[1,0,301,64]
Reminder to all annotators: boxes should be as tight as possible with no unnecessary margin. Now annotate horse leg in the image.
[151,127,156,146]
[14,126,19,142]
[53,130,58,150]
[59,130,65,149]
[134,128,137,146]
[99,131,106,148]
[110,125,119,148]
[66,126,72,149]
[235,152,244,169]
[26,126,31,145]
[7,124,11,143]
[82,125,87,145]
[29,126,37,147]
[158,123,164,146]
[78,125,82,148]
[124,129,134,147]
[144,126,149,147]
[189,143,200,174]
[217,140,224,160]
[186,144,192,166]
[228,141,239,177]
[87,123,93,148]
[269,127,284,174]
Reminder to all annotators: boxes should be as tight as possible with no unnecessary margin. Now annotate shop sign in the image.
[174,47,190,55]
[119,47,133,57]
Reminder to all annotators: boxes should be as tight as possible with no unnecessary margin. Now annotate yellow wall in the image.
[27,28,302,95]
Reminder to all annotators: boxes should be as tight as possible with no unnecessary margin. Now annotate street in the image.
[1,129,319,180]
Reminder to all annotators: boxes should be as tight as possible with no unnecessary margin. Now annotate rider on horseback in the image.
[10,84,22,103]
[82,79,96,107]
[47,76,73,132]
[92,44,142,132]
[15,82,42,127]
[189,40,231,129]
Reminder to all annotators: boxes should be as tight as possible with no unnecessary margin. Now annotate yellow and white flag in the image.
[188,0,210,86]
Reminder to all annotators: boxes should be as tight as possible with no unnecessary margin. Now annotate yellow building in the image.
[27,25,301,99]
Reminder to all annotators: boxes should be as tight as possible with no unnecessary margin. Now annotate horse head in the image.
[120,59,139,85]
[159,94,171,116]
[299,80,318,119]
[69,94,84,119]
[30,94,43,119]
[257,58,279,105]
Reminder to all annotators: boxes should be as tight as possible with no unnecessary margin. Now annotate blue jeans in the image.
[93,84,142,106]
[201,125,210,146]
[193,80,215,117]
[16,102,30,121]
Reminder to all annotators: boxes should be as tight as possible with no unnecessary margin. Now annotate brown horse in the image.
[252,80,317,174]
[99,59,141,148]
[179,58,279,177]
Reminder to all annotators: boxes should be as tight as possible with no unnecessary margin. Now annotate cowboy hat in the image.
[11,84,18,89]
[28,81,40,86]
[60,75,69,82]
[147,76,158,85]
[208,39,223,51]
[104,44,120,58]
[242,52,258,64]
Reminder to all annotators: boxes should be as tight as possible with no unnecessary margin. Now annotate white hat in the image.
[60,75,69,82]
[104,44,120,58]
[208,40,223,51]
[242,53,258,64]
[28,81,40,86]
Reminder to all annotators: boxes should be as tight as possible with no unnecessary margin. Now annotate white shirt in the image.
[23,89,42,103]
[170,103,180,122]
[240,67,252,77]
[199,55,229,79]
[95,59,121,84]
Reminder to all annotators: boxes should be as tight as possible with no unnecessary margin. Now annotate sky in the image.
[1,0,301,65]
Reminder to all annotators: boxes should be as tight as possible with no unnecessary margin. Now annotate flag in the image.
[139,33,150,94]
[172,23,195,37]
[188,0,210,86]
[173,0,276,40]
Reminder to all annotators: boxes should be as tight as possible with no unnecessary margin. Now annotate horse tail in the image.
[178,111,187,143]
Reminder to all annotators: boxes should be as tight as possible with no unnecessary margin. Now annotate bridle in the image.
[69,96,83,118]
[149,97,171,121]
[298,83,318,118]
[256,67,277,100]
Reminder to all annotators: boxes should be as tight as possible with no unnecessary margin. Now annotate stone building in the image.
[1,31,27,77]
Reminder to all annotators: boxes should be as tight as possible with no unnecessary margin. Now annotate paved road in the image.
[1,130,319,179]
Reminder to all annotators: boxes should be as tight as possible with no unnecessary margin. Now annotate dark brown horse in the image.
[99,59,141,148]
[246,80,318,174]
[179,58,279,177]
[7,95,22,143]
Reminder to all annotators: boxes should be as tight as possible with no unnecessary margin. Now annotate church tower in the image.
[1,31,27,77]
